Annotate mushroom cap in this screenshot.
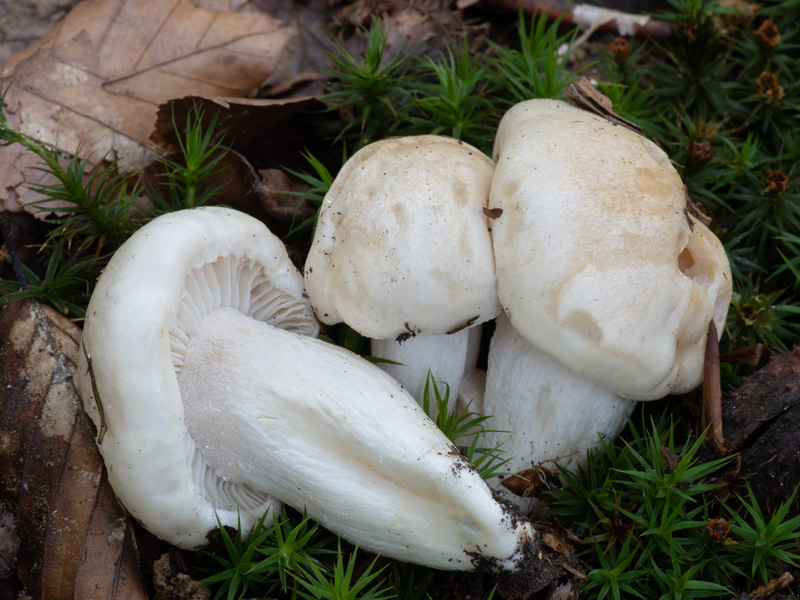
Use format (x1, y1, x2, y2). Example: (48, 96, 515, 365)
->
(77, 207, 319, 549)
(304, 135, 501, 339)
(490, 99, 732, 400)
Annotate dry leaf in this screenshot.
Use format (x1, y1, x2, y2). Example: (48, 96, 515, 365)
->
(332, 0, 482, 65)
(0, 0, 293, 214)
(0, 300, 148, 600)
(564, 76, 643, 134)
(0, 506, 19, 581)
(150, 95, 323, 151)
(0, 0, 81, 66)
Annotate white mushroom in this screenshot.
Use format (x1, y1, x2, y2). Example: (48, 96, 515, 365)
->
(489, 99, 731, 400)
(77, 207, 536, 570)
(479, 100, 731, 502)
(304, 135, 501, 410)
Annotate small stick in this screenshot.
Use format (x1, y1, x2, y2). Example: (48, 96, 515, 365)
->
(703, 319, 726, 455)
(720, 343, 770, 368)
(477, 0, 673, 40)
(81, 341, 108, 444)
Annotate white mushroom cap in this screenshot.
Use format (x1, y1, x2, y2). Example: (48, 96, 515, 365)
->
(490, 99, 732, 400)
(77, 207, 318, 549)
(304, 135, 501, 406)
(304, 135, 501, 339)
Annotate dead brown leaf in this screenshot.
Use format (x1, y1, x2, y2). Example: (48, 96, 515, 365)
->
(0, 506, 19, 581)
(150, 95, 324, 152)
(0, 300, 148, 600)
(565, 76, 643, 135)
(331, 0, 485, 66)
(0, 0, 293, 214)
(0, 1, 81, 66)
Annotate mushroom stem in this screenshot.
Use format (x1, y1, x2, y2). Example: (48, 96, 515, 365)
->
(370, 327, 482, 416)
(177, 306, 537, 571)
(481, 314, 635, 510)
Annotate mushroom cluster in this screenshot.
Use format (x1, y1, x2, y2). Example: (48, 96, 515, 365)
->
(304, 99, 732, 502)
(482, 100, 731, 484)
(76, 97, 732, 572)
(76, 206, 536, 570)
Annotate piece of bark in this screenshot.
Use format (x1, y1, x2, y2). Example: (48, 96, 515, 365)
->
(720, 347, 800, 513)
(0, 300, 148, 600)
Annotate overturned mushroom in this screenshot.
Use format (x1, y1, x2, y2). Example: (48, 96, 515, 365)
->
(76, 207, 536, 570)
(481, 100, 731, 496)
(304, 135, 501, 409)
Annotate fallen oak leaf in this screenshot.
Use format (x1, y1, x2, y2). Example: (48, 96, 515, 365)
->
(0, 300, 148, 600)
(0, 0, 293, 214)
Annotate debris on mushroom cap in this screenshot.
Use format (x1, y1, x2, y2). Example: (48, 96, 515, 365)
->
(76, 207, 538, 570)
(77, 207, 317, 549)
(489, 99, 732, 400)
(481, 313, 636, 510)
(304, 134, 501, 339)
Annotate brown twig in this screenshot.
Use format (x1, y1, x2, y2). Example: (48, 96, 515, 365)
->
(477, 0, 673, 39)
(703, 319, 728, 456)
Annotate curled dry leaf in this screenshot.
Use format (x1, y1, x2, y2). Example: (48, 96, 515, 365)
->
(150, 95, 324, 152)
(0, 300, 148, 600)
(0, 0, 293, 214)
(564, 76, 642, 134)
